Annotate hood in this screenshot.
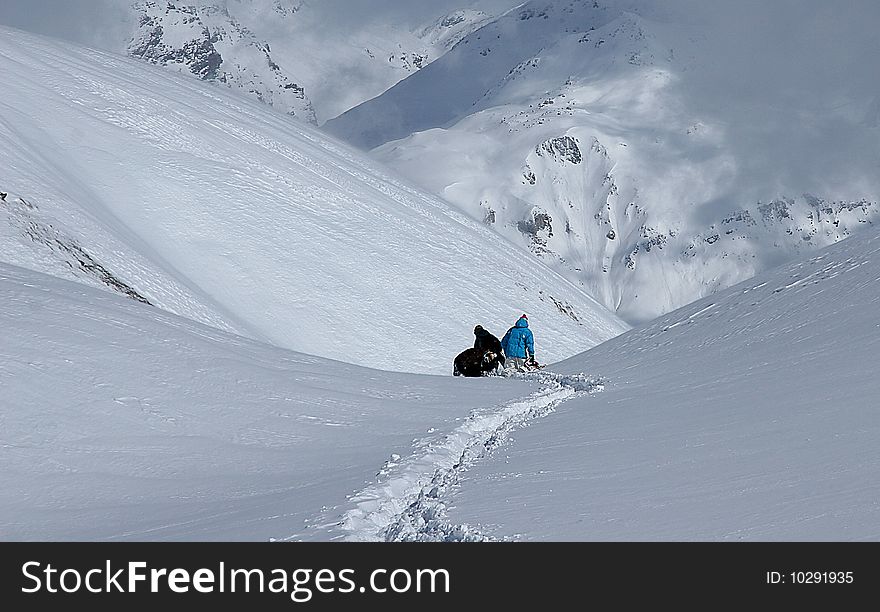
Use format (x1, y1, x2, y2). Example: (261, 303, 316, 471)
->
(515, 317, 529, 328)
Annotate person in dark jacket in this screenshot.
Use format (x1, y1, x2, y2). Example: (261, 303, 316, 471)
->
(473, 325, 505, 369)
(500, 314, 536, 371)
(453, 346, 501, 377)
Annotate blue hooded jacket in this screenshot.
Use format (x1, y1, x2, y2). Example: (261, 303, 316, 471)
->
(501, 316, 534, 359)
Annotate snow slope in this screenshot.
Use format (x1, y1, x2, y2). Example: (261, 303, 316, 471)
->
(439, 225, 880, 541)
(328, 0, 880, 324)
(0, 27, 627, 374)
(0, 262, 543, 541)
(5, 218, 878, 542)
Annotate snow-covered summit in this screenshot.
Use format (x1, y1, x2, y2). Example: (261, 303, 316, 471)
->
(0, 262, 540, 540)
(128, 0, 317, 122)
(416, 9, 494, 51)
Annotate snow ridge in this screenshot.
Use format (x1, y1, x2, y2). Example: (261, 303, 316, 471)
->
(335, 372, 606, 542)
(0, 26, 628, 374)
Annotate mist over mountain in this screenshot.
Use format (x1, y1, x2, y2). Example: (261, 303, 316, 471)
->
(328, 0, 880, 322)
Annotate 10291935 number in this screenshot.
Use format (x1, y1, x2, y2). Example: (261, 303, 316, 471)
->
(790, 571, 853, 584)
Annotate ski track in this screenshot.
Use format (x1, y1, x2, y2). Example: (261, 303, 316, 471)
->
(330, 371, 606, 542)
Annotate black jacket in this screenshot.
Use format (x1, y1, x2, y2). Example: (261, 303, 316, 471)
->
(473, 326, 505, 365)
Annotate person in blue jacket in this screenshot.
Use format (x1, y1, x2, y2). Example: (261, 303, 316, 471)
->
(501, 314, 537, 371)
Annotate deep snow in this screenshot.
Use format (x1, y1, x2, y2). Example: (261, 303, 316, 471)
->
(0, 262, 539, 541)
(8, 223, 877, 542)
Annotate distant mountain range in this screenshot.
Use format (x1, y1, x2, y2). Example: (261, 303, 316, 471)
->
(327, 0, 880, 323)
(126, 0, 500, 124)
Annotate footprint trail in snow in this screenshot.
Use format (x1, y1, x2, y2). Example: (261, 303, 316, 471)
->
(332, 371, 605, 542)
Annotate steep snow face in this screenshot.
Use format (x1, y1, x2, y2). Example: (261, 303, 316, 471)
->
(123, 0, 502, 124)
(0, 263, 538, 541)
(0, 27, 627, 373)
(444, 225, 880, 541)
(329, 0, 880, 324)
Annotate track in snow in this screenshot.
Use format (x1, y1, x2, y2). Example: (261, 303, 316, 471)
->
(332, 371, 605, 542)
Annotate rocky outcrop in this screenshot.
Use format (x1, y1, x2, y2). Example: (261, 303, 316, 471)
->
(2, 193, 151, 304)
(128, 1, 316, 123)
(536, 136, 582, 164)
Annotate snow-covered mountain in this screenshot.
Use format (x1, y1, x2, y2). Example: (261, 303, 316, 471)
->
(0, 26, 627, 374)
(128, 0, 318, 122)
(328, 0, 880, 323)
